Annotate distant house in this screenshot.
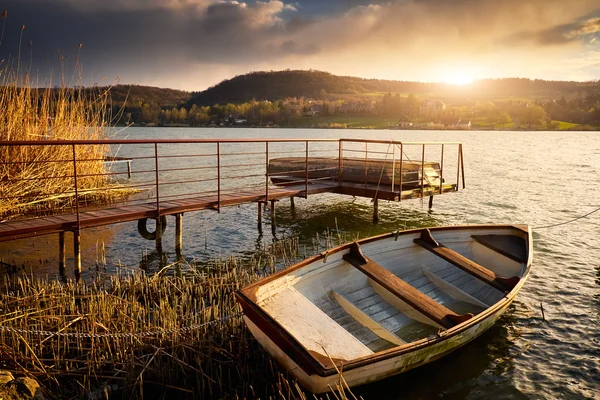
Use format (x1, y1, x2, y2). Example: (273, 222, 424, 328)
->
(304, 104, 323, 117)
(232, 114, 248, 125)
(426, 122, 445, 129)
(452, 119, 471, 130)
(395, 115, 413, 128)
(420, 100, 446, 117)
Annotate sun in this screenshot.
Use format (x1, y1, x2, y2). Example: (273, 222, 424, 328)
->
(444, 71, 474, 86)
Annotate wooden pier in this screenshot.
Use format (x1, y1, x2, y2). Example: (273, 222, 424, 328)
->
(0, 138, 465, 275)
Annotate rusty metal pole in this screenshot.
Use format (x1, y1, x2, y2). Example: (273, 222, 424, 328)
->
(421, 144, 425, 198)
(71, 144, 81, 276)
(460, 144, 466, 189)
(217, 142, 221, 212)
(154, 143, 162, 252)
(338, 140, 343, 187)
(440, 144, 444, 195)
(391, 143, 396, 192)
(305, 140, 309, 197)
(265, 142, 269, 201)
(456, 144, 461, 191)
(399, 144, 403, 199)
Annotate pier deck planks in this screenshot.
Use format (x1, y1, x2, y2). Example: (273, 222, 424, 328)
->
(0, 182, 336, 242)
(0, 179, 455, 242)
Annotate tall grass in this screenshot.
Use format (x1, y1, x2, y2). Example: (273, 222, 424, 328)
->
(0, 22, 117, 220)
(0, 237, 356, 399)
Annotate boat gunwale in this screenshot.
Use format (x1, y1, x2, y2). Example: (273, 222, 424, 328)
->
(236, 224, 532, 377)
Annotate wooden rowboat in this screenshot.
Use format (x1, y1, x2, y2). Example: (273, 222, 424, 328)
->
(236, 225, 532, 393)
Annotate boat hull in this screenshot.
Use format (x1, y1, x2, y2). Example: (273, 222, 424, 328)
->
(243, 290, 515, 393)
(237, 225, 532, 393)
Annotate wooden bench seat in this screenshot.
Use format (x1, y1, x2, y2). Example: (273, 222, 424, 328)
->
(414, 229, 519, 292)
(471, 234, 527, 263)
(343, 242, 472, 330)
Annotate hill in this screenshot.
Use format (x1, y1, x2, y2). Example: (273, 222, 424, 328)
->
(104, 84, 191, 108)
(188, 70, 600, 106)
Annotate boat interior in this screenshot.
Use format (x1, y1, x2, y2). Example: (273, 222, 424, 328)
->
(253, 227, 529, 361)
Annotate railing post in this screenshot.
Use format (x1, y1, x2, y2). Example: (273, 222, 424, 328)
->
(217, 142, 221, 212)
(440, 144, 444, 195)
(71, 144, 81, 276)
(154, 143, 162, 252)
(364, 142, 368, 188)
(456, 144, 461, 191)
(305, 140, 309, 196)
(154, 142, 160, 214)
(391, 143, 396, 192)
(265, 142, 269, 201)
(71, 144, 80, 228)
(460, 144, 466, 189)
(421, 144, 425, 196)
(399, 144, 403, 199)
(338, 140, 343, 187)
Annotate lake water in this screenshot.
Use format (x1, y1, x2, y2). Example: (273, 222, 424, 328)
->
(2, 127, 599, 398)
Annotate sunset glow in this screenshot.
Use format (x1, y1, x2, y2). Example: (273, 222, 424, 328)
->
(444, 72, 475, 86)
(0, 0, 598, 90)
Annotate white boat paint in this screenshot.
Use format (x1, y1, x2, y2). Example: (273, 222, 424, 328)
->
(237, 225, 532, 393)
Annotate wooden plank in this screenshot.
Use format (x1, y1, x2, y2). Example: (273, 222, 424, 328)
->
(260, 286, 373, 361)
(414, 229, 519, 292)
(330, 290, 406, 346)
(471, 234, 527, 263)
(342, 242, 472, 330)
(423, 269, 489, 308)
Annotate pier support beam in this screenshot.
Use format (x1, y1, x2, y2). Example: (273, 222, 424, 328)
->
(155, 217, 163, 252)
(59, 232, 66, 272)
(428, 195, 434, 210)
(270, 200, 276, 222)
(257, 202, 263, 231)
(290, 196, 295, 210)
(373, 198, 379, 223)
(175, 213, 183, 256)
(73, 230, 81, 276)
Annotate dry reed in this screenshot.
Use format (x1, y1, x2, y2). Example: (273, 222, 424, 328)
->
(0, 24, 124, 220)
(0, 236, 357, 399)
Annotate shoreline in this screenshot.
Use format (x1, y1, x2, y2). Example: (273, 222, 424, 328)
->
(123, 124, 598, 132)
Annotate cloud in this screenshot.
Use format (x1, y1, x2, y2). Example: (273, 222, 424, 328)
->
(1, 0, 599, 89)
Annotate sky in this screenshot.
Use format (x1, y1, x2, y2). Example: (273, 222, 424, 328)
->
(0, 0, 599, 91)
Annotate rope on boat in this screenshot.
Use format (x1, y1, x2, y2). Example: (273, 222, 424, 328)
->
(0, 313, 243, 339)
(534, 205, 600, 229)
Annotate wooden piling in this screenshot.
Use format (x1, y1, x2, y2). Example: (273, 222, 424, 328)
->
(290, 196, 295, 210)
(373, 197, 379, 223)
(156, 217, 163, 252)
(59, 232, 66, 272)
(258, 202, 263, 230)
(428, 195, 434, 210)
(73, 230, 81, 275)
(175, 213, 183, 255)
(270, 200, 276, 225)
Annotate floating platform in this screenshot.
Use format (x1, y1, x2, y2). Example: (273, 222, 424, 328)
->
(269, 157, 443, 189)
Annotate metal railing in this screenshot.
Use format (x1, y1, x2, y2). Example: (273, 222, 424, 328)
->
(0, 138, 465, 226)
